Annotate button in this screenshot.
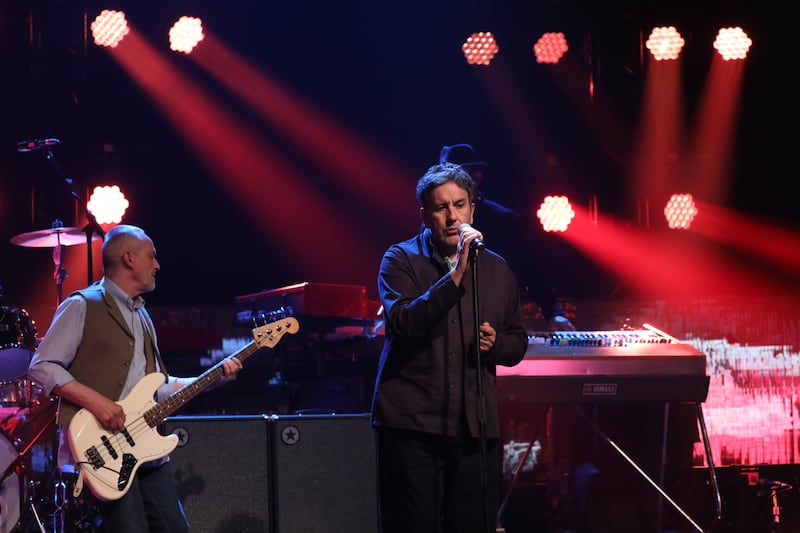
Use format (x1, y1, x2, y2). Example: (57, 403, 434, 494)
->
(128, 340, 134, 347)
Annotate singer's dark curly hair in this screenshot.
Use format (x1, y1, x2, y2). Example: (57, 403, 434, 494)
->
(415, 162, 475, 207)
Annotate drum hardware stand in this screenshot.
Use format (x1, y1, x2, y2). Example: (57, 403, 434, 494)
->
(51, 475, 67, 533)
(41, 143, 105, 286)
(2, 453, 38, 533)
(15, 140, 105, 286)
(49, 220, 69, 305)
(28, 495, 46, 533)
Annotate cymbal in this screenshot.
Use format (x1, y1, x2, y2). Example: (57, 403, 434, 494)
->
(10, 226, 100, 248)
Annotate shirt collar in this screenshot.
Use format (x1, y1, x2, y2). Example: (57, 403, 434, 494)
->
(421, 229, 451, 271)
(101, 277, 146, 312)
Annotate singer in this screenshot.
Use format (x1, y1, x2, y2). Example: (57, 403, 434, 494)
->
(371, 162, 528, 533)
(439, 143, 575, 332)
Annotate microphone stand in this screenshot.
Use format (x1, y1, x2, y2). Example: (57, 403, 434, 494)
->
(468, 247, 492, 533)
(43, 146, 105, 285)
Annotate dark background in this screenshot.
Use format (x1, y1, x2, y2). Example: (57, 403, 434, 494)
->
(0, 0, 796, 318)
(2, 5, 797, 531)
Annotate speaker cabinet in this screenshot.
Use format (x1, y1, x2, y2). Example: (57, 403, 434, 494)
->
(163, 415, 271, 533)
(269, 413, 378, 533)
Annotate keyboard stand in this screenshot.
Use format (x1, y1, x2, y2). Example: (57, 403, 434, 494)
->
(571, 402, 721, 533)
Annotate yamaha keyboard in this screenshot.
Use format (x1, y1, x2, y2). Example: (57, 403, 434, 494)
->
(496, 325, 710, 404)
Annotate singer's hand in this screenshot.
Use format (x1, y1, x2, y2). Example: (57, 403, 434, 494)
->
(450, 224, 482, 285)
(478, 322, 496, 353)
(456, 224, 483, 261)
(457, 223, 484, 250)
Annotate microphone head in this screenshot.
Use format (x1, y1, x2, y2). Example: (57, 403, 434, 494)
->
(16, 138, 60, 152)
(16, 140, 40, 153)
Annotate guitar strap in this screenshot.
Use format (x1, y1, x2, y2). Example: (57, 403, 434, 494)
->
(138, 308, 167, 376)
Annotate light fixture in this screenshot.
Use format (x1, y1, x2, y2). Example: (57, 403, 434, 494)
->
(87, 185, 129, 224)
(645, 26, 685, 61)
(713, 27, 752, 60)
(663, 193, 697, 229)
(533, 32, 569, 64)
(169, 16, 205, 54)
(91, 10, 130, 48)
(537, 195, 575, 232)
(461, 32, 500, 66)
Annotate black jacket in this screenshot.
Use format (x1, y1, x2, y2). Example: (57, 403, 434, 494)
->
(371, 228, 527, 439)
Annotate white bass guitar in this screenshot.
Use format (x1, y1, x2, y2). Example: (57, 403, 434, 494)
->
(67, 317, 299, 501)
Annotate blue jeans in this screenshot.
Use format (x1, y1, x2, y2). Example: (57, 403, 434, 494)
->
(97, 461, 188, 533)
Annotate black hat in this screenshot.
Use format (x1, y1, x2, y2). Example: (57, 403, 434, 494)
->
(439, 144, 487, 170)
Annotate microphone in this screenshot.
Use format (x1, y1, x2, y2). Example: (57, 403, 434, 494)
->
(758, 479, 793, 490)
(458, 223, 485, 250)
(16, 138, 60, 152)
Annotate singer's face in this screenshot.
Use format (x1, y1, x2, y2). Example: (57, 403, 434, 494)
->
(420, 181, 475, 255)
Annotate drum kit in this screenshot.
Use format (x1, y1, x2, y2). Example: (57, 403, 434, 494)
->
(1, 225, 101, 533)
